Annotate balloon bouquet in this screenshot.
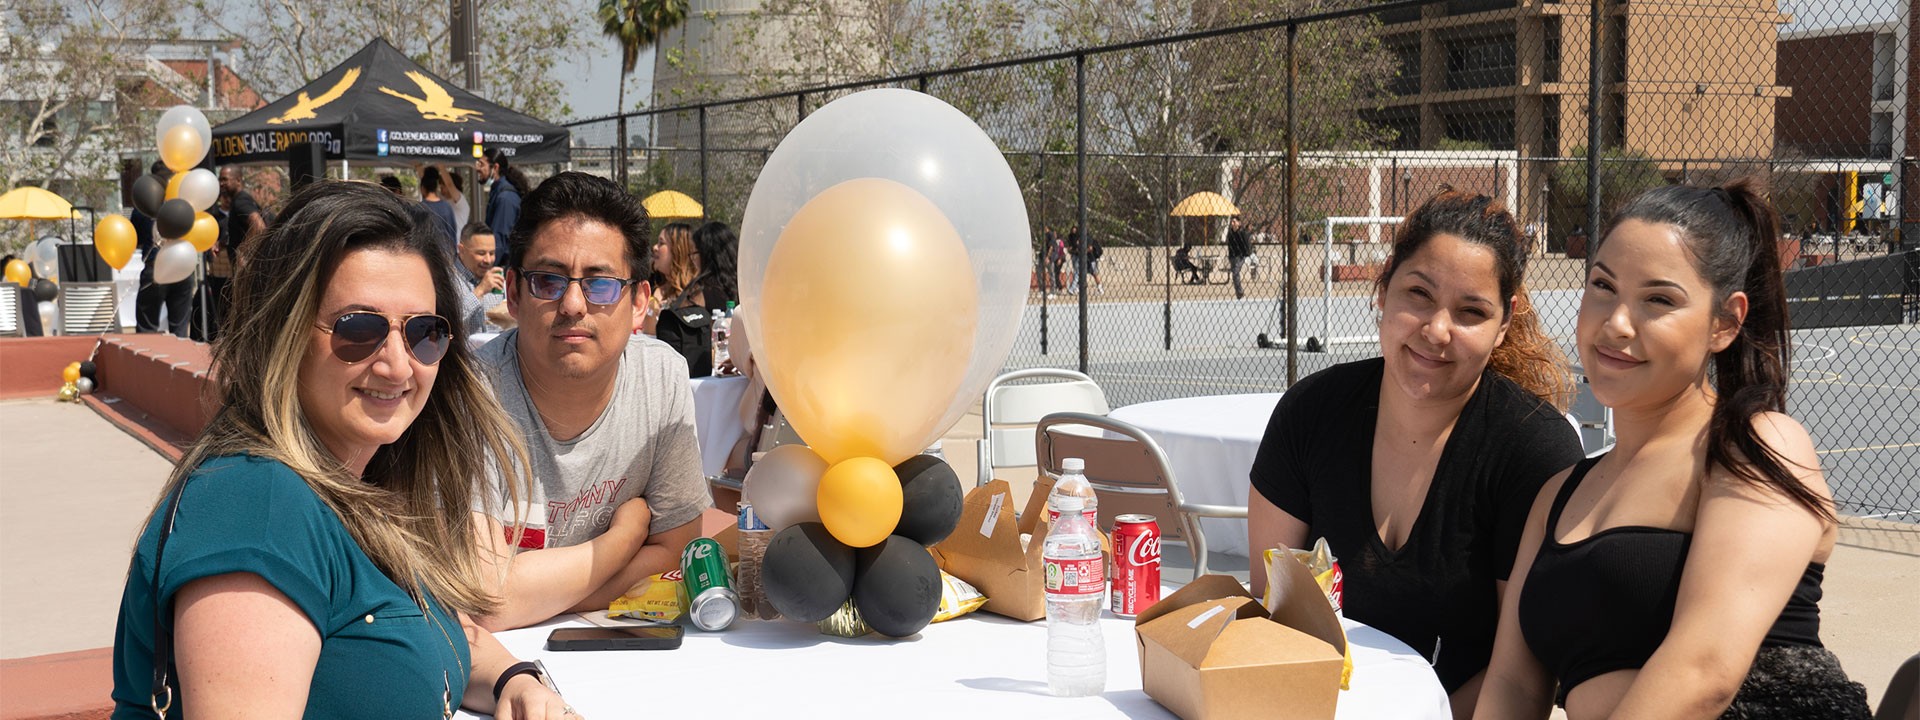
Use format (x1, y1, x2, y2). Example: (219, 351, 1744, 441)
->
(736, 90, 1031, 638)
(93, 106, 221, 282)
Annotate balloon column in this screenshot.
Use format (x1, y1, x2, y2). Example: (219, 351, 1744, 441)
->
(94, 105, 215, 281)
(738, 90, 1031, 638)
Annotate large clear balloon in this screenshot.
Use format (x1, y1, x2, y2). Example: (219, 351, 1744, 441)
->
(175, 169, 219, 212)
(151, 240, 199, 284)
(95, 215, 136, 269)
(756, 178, 978, 466)
(158, 124, 207, 173)
(156, 106, 212, 160)
(738, 89, 1032, 457)
(29, 238, 59, 281)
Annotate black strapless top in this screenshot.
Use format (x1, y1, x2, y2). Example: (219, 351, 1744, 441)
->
(1517, 456, 1827, 702)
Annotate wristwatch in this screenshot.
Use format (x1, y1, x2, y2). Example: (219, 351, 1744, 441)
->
(493, 659, 563, 702)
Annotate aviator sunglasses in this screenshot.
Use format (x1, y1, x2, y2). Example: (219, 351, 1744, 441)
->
(315, 312, 454, 365)
(519, 270, 636, 306)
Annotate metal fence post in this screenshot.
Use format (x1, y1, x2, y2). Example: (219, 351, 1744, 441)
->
(1284, 23, 1300, 386)
(698, 106, 709, 207)
(1076, 53, 1089, 375)
(1586, 0, 1605, 245)
(617, 116, 629, 187)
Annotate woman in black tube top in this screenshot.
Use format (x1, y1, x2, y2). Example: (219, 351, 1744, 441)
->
(1475, 181, 1872, 719)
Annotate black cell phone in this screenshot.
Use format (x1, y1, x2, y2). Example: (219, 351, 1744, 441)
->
(545, 625, 684, 651)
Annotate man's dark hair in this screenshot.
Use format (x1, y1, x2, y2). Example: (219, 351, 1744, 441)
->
(510, 172, 650, 276)
(461, 221, 494, 246)
(420, 169, 440, 195)
(150, 160, 172, 179)
(379, 175, 404, 194)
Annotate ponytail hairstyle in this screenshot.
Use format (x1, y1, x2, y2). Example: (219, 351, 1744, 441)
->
(486, 148, 534, 196)
(1607, 180, 1829, 522)
(1377, 191, 1573, 410)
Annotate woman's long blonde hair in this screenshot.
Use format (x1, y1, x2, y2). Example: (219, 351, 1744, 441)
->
(655, 222, 699, 303)
(152, 181, 530, 615)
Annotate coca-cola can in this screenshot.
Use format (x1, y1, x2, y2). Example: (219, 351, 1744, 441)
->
(1110, 514, 1161, 618)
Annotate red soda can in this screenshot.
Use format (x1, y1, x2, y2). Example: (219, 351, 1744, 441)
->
(1327, 559, 1344, 613)
(1110, 514, 1161, 618)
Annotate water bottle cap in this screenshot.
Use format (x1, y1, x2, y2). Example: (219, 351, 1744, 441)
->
(1054, 496, 1084, 512)
(1062, 458, 1084, 472)
(726, 300, 738, 310)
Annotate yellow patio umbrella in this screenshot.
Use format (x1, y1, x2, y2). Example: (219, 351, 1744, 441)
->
(643, 190, 704, 219)
(0, 186, 74, 220)
(1169, 191, 1240, 217)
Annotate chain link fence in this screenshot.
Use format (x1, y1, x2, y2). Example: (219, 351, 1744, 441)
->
(564, 0, 1917, 521)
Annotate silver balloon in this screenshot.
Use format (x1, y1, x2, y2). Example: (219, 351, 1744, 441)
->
(743, 444, 828, 532)
(175, 168, 220, 212)
(156, 105, 213, 159)
(75, 377, 95, 395)
(151, 240, 199, 285)
(37, 301, 55, 332)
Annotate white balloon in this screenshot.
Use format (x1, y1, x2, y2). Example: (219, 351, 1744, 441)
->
(738, 89, 1032, 441)
(151, 240, 199, 284)
(157, 105, 213, 158)
(176, 168, 220, 212)
(30, 238, 59, 280)
(742, 444, 828, 532)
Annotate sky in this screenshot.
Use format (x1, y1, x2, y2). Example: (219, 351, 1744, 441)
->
(558, 15, 658, 122)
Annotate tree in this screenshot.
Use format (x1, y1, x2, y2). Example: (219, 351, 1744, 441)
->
(1549, 145, 1666, 250)
(0, 0, 175, 250)
(186, 0, 584, 122)
(599, 0, 688, 185)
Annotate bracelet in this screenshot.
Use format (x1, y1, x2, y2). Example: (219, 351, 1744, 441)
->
(492, 661, 543, 702)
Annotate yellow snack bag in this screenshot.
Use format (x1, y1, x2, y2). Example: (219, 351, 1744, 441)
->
(1264, 539, 1353, 690)
(931, 570, 988, 622)
(609, 569, 688, 624)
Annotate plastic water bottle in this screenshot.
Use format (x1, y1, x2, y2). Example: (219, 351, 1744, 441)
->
(1044, 495, 1107, 697)
(735, 502, 779, 621)
(710, 306, 731, 375)
(1047, 457, 1098, 527)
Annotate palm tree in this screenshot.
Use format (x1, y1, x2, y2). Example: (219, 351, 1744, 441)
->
(598, 0, 689, 187)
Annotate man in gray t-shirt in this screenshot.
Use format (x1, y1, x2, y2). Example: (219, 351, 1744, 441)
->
(471, 172, 710, 631)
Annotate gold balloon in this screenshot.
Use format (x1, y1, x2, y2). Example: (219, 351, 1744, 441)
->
(95, 215, 136, 269)
(159, 124, 206, 172)
(757, 178, 979, 466)
(165, 171, 185, 201)
(57, 382, 77, 402)
(62, 363, 81, 384)
(816, 456, 903, 548)
(3, 259, 28, 285)
(185, 212, 219, 252)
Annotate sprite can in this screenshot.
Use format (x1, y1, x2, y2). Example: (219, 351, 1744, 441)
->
(680, 537, 738, 631)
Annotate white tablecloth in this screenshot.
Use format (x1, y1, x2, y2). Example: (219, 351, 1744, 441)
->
(689, 374, 750, 478)
(464, 332, 748, 479)
(1106, 393, 1283, 559)
(462, 610, 1447, 720)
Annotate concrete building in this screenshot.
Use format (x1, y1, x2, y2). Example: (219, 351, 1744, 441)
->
(1369, 0, 1792, 231)
(1775, 0, 1911, 240)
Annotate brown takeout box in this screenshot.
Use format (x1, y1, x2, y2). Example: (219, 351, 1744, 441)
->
(928, 479, 1054, 621)
(1134, 567, 1347, 720)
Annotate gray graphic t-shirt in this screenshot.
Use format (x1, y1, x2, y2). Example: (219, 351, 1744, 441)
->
(477, 331, 709, 550)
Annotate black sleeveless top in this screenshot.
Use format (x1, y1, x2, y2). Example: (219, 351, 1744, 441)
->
(1517, 456, 1827, 702)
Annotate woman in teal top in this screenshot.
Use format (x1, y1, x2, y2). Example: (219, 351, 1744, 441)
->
(112, 181, 575, 718)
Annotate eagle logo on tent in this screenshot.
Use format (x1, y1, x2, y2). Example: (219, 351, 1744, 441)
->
(379, 71, 485, 122)
(268, 67, 362, 125)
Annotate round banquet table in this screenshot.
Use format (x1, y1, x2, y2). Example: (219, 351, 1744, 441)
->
(1105, 393, 1282, 559)
(460, 604, 1448, 719)
(688, 374, 750, 478)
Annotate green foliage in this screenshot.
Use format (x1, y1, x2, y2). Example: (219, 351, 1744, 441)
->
(1547, 146, 1669, 250)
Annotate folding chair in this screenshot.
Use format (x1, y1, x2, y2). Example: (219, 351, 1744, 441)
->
(1035, 411, 1246, 579)
(1878, 651, 1918, 720)
(977, 369, 1110, 488)
(1569, 366, 1615, 456)
(0, 283, 22, 337)
(56, 281, 118, 335)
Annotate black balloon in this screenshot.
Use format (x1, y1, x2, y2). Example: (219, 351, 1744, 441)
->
(79, 360, 96, 380)
(30, 279, 57, 302)
(761, 522, 857, 623)
(155, 199, 195, 240)
(893, 454, 963, 546)
(132, 175, 165, 217)
(852, 535, 942, 638)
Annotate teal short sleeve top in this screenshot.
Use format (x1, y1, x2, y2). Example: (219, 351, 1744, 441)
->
(111, 455, 471, 719)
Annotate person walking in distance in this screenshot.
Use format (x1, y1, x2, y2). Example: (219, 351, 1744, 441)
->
(1227, 217, 1253, 299)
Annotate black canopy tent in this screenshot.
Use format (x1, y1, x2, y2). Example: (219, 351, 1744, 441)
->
(211, 37, 568, 168)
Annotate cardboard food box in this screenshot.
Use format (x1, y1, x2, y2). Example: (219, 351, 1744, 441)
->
(1133, 567, 1347, 720)
(929, 479, 1054, 622)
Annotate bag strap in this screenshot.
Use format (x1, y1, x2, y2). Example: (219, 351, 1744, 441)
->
(148, 476, 191, 718)
(666, 273, 708, 309)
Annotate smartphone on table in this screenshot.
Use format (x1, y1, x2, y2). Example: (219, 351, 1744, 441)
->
(546, 625, 684, 651)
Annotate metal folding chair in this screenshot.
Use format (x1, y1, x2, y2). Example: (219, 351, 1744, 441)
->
(977, 369, 1109, 488)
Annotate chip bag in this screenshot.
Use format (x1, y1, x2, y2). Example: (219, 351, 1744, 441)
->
(609, 569, 688, 625)
(931, 571, 988, 623)
(1264, 538, 1353, 690)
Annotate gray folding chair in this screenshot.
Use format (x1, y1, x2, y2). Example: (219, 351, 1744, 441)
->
(1879, 651, 1918, 720)
(55, 281, 119, 334)
(1035, 411, 1246, 579)
(0, 283, 22, 337)
(978, 369, 1110, 488)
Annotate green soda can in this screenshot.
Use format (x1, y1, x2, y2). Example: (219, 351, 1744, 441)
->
(680, 537, 739, 631)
